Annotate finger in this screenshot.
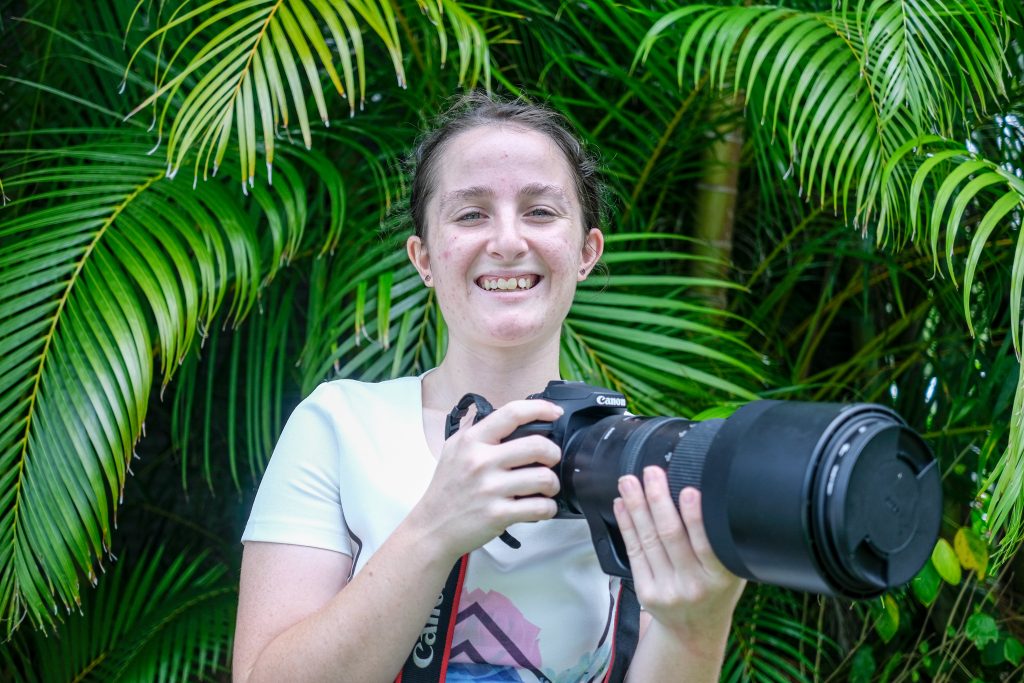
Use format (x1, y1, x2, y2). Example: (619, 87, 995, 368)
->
(470, 400, 563, 443)
(613, 496, 652, 586)
(501, 495, 559, 524)
(493, 435, 562, 469)
(500, 464, 561, 499)
(678, 487, 729, 578)
(617, 474, 673, 578)
(643, 467, 698, 571)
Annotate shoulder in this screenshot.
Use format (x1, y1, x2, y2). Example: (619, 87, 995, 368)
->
(309, 375, 422, 399)
(295, 375, 424, 427)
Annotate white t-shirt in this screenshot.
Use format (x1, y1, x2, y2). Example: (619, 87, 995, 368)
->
(242, 376, 622, 682)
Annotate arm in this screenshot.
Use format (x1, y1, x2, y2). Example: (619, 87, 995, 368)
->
(614, 466, 746, 682)
(233, 400, 565, 683)
(233, 525, 455, 682)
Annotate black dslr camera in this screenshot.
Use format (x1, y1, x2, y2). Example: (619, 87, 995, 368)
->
(456, 380, 942, 599)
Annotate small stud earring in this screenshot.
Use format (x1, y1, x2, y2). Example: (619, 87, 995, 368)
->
(579, 268, 586, 276)
(424, 274, 432, 283)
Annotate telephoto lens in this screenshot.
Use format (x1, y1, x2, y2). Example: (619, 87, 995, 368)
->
(560, 399, 942, 599)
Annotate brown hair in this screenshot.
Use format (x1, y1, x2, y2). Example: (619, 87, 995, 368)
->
(408, 92, 607, 240)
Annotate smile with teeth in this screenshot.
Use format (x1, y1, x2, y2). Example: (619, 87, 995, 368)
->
(477, 274, 540, 291)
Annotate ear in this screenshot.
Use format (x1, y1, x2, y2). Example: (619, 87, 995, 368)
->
(578, 228, 604, 280)
(406, 234, 432, 286)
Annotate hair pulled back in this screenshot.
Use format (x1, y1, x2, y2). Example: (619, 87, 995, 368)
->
(409, 92, 606, 241)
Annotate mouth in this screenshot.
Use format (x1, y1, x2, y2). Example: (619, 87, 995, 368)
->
(475, 274, 541, 291)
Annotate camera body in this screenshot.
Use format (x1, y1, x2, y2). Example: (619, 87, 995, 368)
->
(506, 380, 630, 517)
(498, 379, 942, 599)
(507, 380, 692, 581)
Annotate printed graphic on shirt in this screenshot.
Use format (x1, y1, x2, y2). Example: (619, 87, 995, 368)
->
(447, 588, 614, 683)
(451, 589, 543, 675)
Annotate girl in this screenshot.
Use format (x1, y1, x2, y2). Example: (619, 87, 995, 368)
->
(233, 94, 745, 682)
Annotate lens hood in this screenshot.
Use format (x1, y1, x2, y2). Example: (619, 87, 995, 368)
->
(695, 401, 941, 599)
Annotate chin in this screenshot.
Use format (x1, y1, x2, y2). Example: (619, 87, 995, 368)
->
(481, 318, 554, 347)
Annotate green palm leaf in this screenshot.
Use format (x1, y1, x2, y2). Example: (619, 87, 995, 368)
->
(0, 141, 306, 633)
(122, 0, 490, 191)
(723, 587, 835, 683)
(0, 547, 235, 682)
(883, 136, 1024, 342)
(300, 241, 436, 389)
(566, 235, 764, 415)
(883, 135, 1024, 559)
(634, 0, 1009, 233)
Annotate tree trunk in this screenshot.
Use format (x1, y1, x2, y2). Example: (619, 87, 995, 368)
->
(690, 96, 744, 309)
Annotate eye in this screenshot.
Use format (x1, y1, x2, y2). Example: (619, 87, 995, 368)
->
(455, 210, 485, 223)
(527, 207, 557, 219)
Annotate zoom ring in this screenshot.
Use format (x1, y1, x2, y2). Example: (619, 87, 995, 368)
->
(666, 420, 724, 498)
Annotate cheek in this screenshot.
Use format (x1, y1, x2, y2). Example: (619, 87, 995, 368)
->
(550, 237, 586, 269)
(439, 232, 469, 260)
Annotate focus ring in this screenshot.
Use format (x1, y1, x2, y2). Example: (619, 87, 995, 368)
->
(667, 419, 725, 499)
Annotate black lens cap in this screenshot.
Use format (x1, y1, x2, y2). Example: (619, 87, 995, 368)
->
(817, 415, 941, 596)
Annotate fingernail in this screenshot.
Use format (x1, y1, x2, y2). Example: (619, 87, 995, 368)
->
(618, 476, 637, 494)
(643, 466, 662, 481)
(682, 488, 698, 505)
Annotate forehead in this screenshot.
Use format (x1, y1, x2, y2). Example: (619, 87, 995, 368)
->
(431, 124, 576, 203)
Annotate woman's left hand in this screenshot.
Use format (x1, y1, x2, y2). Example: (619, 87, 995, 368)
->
(613, 465, 746, 641)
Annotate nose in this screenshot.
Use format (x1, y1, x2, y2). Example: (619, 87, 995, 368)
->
(487, 214, 528, 260)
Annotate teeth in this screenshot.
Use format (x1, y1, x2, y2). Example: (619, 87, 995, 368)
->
(481, 276, 536, 291)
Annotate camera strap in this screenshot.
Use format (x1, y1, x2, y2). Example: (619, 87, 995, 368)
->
(444, 392, 493, 438)
(603, 579, 641, 682)
(396, 554, 470, 683)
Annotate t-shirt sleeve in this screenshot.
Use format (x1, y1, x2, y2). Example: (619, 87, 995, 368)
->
(240, 385, 353, 556)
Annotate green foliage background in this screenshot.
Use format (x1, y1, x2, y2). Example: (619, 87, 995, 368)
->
(0, 0, 1022, 680)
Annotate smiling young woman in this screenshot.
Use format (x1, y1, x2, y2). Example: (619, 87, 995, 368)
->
(232, 93, 745, 683)
(407, 123, 603, 373)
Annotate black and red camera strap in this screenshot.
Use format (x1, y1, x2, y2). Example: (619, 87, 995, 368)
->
(395, 554, 470, 683)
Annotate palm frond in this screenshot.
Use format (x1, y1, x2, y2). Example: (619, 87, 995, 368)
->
(882, 134, 1024, 560)
(634, 0, 1010, 234)
(566, 233, 764, 415)
(0, 547, 235, 682)
(122, 0, 490, 191)
(723, 586, 835, 683)
(300, 241, 435, 389)
(883, 135, 1024, 344)
(0, 141, 305, 633)
(172, 278, 299, 490)
(859, 0, 1008, 132)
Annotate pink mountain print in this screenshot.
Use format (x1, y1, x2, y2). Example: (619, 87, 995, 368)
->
(452, 588, 543, 673)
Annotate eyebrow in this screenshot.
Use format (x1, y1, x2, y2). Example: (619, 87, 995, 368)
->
(438, 183, 569, 212)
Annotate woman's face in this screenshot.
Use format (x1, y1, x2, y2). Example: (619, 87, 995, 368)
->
(407, 124, 603, 352)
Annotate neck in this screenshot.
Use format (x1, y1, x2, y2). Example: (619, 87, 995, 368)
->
(422, 335, 562, 412)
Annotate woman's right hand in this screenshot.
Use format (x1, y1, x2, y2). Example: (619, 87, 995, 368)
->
(409, 399, 565, 559)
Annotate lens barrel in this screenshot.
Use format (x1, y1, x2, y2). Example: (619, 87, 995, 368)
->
(563, 401, 941, 599)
